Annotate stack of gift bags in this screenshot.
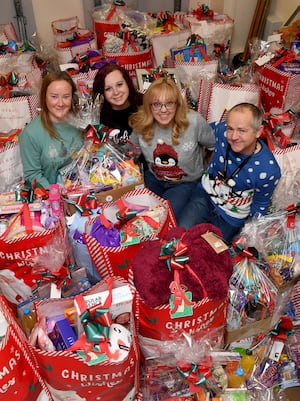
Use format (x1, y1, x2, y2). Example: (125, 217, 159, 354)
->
(0, 2, 300, 401)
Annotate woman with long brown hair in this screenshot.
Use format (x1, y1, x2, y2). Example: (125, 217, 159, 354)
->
(19, 70, 83, 189)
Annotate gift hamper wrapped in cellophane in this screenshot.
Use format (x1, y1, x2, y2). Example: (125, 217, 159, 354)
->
(59, 123, 144, 209)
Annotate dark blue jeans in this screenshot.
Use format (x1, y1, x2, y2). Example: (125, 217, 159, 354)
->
(144, 170, 198, 223)
(177, 185, 242, 243)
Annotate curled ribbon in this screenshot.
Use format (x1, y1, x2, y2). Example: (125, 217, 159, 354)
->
(160, 236, 208, 312)
(268, 315, 294, 342)
(177, 359, 213, 388)
(262, 109, 295, 149)
(84, 124, 112, 145)
(192, 4, 214, 20)
(232, 238, 257, 264)
(16, 179, 48, 203)
(0, 72, 19, 99)
(272, 49, 295, 68)
(35, 265, 73, 290)
(76, 277, 113, 346)
(75, 193, 98, 215)
(160, 237, 190, 271)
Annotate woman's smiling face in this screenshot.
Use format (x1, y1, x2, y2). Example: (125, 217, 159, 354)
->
(150, 90, 177, 128)
(46, 80, 73, 123)
(103, 69, 130, 110)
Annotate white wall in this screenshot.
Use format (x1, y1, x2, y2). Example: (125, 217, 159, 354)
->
(1, 1, 298, 56)
(269, 0, 299, 25)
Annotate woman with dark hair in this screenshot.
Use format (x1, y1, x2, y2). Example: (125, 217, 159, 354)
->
(19, 70, 83, 189)
(92, 63, 143, 144)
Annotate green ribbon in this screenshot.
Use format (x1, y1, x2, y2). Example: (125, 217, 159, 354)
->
(159, 238, 189, 271)
(80, 308, 111, 343)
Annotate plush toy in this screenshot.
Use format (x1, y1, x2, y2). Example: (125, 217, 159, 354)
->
(132, 223, 233, 308)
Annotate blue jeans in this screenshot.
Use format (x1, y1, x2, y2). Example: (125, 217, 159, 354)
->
(144, 170, 198, 223)
(177, 185, 241, 243)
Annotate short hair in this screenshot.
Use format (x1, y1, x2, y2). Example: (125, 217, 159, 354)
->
(227, 103, 262, 131)
(40, 70, 78, 138)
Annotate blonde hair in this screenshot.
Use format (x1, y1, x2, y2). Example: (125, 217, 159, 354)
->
(129, 77, 189, 145)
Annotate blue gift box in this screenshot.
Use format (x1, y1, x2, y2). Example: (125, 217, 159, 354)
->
(171, 43, 207, 62)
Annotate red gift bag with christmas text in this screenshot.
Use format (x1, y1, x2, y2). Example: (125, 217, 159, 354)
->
(0, 203, 68, 305)
(84, 187, 177, 282)
(103, 33, 154, 82)
(0, 295, 53, 401)
(30, 277, 141, 401)
(131, 224, 233, 341)
(255, 63, 300, 113)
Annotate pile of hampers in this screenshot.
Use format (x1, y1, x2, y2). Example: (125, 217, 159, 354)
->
(0, 2, 300, 401)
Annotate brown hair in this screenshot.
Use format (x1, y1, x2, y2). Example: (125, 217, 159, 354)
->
(92, 63, 143, 123)
(129, 77, 189, 145)
(40, 70, 78, 139)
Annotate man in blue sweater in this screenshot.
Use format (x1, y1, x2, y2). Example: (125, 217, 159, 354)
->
(178, 103, 281, 243)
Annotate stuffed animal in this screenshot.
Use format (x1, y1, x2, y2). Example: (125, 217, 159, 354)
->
(132, 223, 233, 308)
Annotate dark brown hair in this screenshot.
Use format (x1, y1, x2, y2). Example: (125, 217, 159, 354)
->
(92, 63, 143, 123)
(40, 70, 78, 139)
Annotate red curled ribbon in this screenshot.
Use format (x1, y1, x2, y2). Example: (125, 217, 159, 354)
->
(272, 49, 295, 68)
(75, 193, 98, 215)
(268, 315, 294, 342)
(262, 109, 295, 149)
(177, 357, 213, 390)
(69, 277, 113, 356)
(159, 235, 208, 313)
(31, 265, 74, 293)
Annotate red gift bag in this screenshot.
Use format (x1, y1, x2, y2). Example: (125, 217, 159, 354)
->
(93, 4, 122, 50)
(103, 34, 154, 82)
(0, 295, 52, 401)
(255, 63, 300, 113)
(0, 203, 68, 304)
(30, 277, 141, 401)
(0, 95, 39, 132)
(51, 16, 80, 43)
(84, 188, 177, 282)
(131, 224, 232, 341)
(197, 80, 261, 123)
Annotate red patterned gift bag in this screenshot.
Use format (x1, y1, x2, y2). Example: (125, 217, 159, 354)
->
(103, 32, 154, 82)
(30, 277, 141, 401)
(0, 203, 68, 305)
(0, 295, 53, 401)
(0, 133, 24, 192)
(255, 63, 300, 113)
(84, 187, 177, 282)
(0, 95, 39, 132)
(51, 16, 80, 44)
(131, 223, 233, 341)
(92, 2, 125, 50)
(197, 80, 261, 124)
(0, 22, 18, 41)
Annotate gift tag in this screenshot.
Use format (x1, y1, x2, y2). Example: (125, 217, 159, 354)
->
(201, 231, 228, 253)
(269, 340, 284, 362)
(170, 290, 194, 318)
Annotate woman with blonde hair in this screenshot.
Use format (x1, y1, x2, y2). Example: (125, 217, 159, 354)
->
(129, 77, 215, 222)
